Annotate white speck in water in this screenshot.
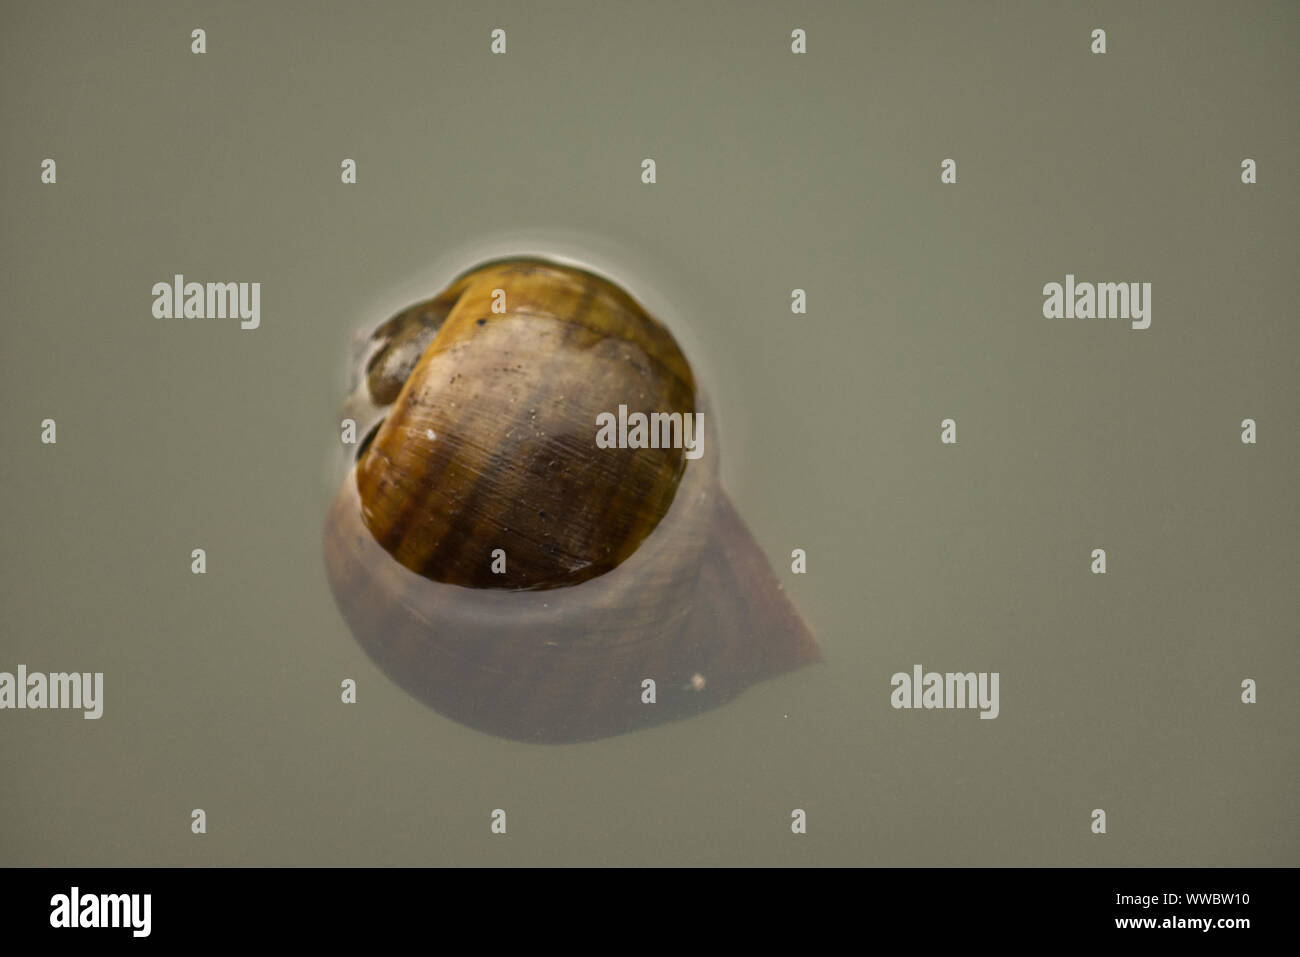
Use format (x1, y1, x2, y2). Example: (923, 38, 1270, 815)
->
(426, 429, 437, 440)
(690, 673, 706, 692)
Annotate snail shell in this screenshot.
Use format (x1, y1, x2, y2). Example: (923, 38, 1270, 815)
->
(323, 257, 818, 743)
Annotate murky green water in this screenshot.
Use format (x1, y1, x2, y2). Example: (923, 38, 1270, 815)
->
(1, 0, 1296, 866)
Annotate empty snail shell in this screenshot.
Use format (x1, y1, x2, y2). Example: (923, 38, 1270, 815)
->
(322, 257, 818, 743)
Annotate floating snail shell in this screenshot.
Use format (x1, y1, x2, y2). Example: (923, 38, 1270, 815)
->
(322, 257, 818, 743)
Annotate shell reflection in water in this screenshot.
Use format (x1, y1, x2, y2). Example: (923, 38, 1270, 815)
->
(322, 257, 819, 743)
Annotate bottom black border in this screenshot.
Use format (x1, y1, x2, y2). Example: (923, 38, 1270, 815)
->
(0, 866, 1286, 942)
